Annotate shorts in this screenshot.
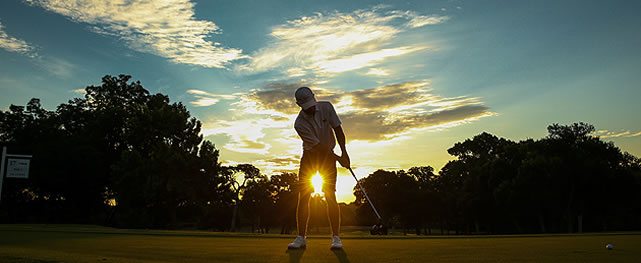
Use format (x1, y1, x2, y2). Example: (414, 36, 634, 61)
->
(298, 150, 337, 194)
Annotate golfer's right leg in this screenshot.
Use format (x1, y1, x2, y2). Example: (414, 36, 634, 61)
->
(288, 191, 311, 249)
(288, 153, 313, 249)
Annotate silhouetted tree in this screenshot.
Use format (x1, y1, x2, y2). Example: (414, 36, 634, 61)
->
(223, 164, 260, 231)
(1, 75, 231, 229)
(352, 123, 641, 234)
(408, 166, 438, 234)
(269, 172, 298, 234)
(241, 175, 275, 233)
(355, 169, 420, 233)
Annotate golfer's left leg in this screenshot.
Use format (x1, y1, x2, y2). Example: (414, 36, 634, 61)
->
(321, 151, 340, 236)
(325, 191, 340, 236)
(323, 164, 343, 249)
(322, 155, 342, 238)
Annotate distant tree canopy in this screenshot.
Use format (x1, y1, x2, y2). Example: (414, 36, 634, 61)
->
(1, 75, 640, 234)
(354, 124, 641, 234)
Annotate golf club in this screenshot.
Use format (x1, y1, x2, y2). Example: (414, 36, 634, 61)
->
(348, 167, 387, 235)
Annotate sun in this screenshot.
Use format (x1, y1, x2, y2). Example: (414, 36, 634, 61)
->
(311, 172, 323, 195)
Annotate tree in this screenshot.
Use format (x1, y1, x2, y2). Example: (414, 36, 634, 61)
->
(269, 172, 298, 234)
(408, 166, 438, 234)
(354, 169, 420, 233)
(241, 175, 280, 233)
(442, 132, 515, 233)
(223, 164, 260, 231)
(1, 75, 233, 229)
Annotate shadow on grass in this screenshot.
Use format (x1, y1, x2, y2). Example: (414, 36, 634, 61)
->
(332, 249, 350, 263)
(285, 248, 350, 263)
(286, 248, 305, 263)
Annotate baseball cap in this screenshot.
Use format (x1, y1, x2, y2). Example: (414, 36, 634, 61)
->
(295, 87, 317, 110)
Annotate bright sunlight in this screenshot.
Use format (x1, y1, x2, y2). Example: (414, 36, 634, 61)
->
(311, 172, 323, 195)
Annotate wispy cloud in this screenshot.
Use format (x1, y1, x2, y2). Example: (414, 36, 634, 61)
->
(187, 89, 238, 107)
(26, 0, 246, 68)
(315, 46, 427, 74)
(389, 10, 450, 28)
(0, 22, 37, 57)
(71, 88, 86, 95)
(35, 56, 76, 78)
(366, 68, 390, 76)
(237, 7, 448, 77)
(594, 130, 641, 139)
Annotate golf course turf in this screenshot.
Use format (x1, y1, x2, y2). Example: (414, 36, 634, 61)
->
(1, 225, 640, 262)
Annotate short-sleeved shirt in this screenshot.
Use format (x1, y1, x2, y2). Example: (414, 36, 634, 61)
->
(294, 101, 342, 151)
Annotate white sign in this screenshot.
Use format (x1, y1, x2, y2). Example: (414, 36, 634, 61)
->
(6, 158, 30, 178)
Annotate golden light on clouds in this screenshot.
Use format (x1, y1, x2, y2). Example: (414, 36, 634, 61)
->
(26, 0, 246, 68)
(237, 7, 447, 78)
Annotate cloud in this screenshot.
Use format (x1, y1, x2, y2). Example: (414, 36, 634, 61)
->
(35, 56, 76, 78)
(389, 10, 451, 28)
(340, 104, 492, 140)
(71, 88, 86, 95)
(594, 130, 641, 139)
(315, 46, 427, 73)
(202, 117, 291, 155)
(241, 82, 342, 115)
(335, 81, 493, 140)
(348, 81, 433, 110)
(237, 7, 448, 77)
(0, 22, 77, 78)
(187, 89, 238, 107)
(26, 0, 246, 68)
(366, 68, 390, 76)
(253, 156, 301, 174)
(206, 80, 493, 142)
(0, 22, 37, 57)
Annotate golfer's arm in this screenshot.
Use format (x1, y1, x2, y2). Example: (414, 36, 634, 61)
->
(334, 125, 347, 155)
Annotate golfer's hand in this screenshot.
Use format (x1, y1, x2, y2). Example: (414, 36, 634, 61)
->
(337, 153, 350, 169)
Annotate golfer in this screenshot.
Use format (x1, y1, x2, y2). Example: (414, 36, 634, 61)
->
(287, 87, 350, 250)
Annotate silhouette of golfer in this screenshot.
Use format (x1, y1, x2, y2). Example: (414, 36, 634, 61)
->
(287, 87, 350, 250)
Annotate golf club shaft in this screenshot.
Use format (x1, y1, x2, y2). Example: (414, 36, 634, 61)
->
(348, 167, 382, 220)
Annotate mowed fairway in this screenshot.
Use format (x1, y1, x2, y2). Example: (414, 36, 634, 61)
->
(1, 225, 640, 262)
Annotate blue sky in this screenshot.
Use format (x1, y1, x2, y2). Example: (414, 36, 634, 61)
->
(1, 0, 640, 202)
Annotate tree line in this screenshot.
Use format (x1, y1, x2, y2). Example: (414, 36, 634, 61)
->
(1, 75, 640, 234)
(354, 126, 641, 234)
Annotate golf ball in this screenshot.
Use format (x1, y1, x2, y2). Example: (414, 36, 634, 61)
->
(606, 244, 614, 250)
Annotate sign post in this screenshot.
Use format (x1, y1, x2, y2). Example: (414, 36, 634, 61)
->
(0, 146, 32, 202)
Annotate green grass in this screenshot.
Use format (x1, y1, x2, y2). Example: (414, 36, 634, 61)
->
(1, 225, 640, 262)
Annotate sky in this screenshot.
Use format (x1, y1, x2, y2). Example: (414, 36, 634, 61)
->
(1, 0, 640, 203)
